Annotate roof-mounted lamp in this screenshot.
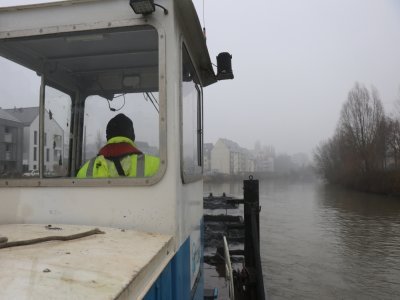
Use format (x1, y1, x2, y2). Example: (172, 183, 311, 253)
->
(129, 0, 168, 15)
(216, 52, 234, 80)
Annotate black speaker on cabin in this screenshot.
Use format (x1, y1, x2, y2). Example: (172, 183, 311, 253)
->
(216, 52, 234, 80)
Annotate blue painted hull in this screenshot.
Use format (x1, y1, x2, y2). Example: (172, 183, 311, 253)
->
(144, 237, 204, 300)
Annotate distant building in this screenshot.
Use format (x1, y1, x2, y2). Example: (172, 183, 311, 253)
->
(243, 148, 255, 173)
(253, 144, 275, 172)
(0, 109, 24, 176)
(4, 107, 64, 173)
(291, 152, 309, 168)
(257, 156, 274, 172)
(203, 143, 213, 173)
(211, 138, 254, 175)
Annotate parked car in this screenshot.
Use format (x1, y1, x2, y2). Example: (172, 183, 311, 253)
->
(44, 171, 57, 177)
(23, 170, 39, 177)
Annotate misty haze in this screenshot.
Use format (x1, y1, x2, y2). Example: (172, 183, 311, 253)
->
(1, 0, 400, 299)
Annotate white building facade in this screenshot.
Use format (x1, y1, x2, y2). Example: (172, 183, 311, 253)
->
(5, 107, 64, 173)
(210, 138, 255, 175)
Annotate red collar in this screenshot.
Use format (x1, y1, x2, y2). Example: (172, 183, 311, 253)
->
(98, 142, 142, 158)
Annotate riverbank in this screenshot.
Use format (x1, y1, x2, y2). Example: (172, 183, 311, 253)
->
(203, 169, 317, 183)
(333, 170, 400, 196)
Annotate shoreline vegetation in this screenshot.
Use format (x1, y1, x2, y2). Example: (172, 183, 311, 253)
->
(315, 83, 400, 196)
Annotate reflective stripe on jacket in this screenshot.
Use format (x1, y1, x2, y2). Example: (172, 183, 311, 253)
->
(77, 137, 159, 178)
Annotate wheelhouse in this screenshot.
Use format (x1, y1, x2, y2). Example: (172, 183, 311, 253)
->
(0, 0, 230, 299)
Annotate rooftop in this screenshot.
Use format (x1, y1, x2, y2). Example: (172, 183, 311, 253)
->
(0, 108, 21, 123)
(4, 107, 39, 126)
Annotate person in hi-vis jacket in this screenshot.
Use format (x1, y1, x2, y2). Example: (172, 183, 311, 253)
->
(77, 113, 159, 178)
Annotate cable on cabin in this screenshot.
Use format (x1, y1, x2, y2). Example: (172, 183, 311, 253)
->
(202, 0, 206, 38)
(148, 92, 159, 106)
(107, 93, 126, 112)
(143, 92, 159, 113)
(203, 0, 206, 29)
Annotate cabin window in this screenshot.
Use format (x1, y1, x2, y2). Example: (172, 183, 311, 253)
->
(0, 25, 163, 185)
(82, 92, 160, 168)
(0, 57, 41, 178)
(181, 44, 203, 182)
(79, 26, 161, 180)
(44, 86, 71, 178)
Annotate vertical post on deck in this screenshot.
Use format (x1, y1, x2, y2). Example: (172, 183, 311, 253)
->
(243, 176, 265, 300)
(244, 177, 259, 266)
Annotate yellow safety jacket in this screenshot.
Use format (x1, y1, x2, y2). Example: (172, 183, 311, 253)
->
(77, 136, 159, 178)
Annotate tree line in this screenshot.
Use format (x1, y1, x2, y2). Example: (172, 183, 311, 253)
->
(314, 82, 400, 194)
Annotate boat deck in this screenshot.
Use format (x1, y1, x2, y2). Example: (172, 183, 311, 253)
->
(0, 224, 173, 300)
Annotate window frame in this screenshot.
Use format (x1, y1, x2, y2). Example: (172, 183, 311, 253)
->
(180, 42, 204, 184)
(33, 147, 37, 162)
(0, 24, 167, 187)
(34, 131, 38, 146)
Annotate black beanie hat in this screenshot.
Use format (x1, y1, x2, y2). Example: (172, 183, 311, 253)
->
(106, 113, 135, 141)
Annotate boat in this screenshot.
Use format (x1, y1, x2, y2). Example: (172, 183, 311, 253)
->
(0, 0, 233, 299)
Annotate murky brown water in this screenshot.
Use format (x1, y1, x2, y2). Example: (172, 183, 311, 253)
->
(204, 179, 400, 299)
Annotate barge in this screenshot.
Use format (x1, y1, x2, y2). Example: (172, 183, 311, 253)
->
(0, 0, 234, 299)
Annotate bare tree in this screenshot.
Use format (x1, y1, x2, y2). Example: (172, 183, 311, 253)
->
(314, 138, 338, 182)
(393, 85, 400, 117)
(314, 83, 400, 193)
(385, 117, 400, 169)
(338, 83, 384, 173)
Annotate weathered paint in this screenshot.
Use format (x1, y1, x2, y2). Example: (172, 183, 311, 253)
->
(144, 219, 205, 300)
(0, 0, 208, 251)
(144, 237, 204, 300)
(0, 0, 215, 298)
(0, 224, 173, 300)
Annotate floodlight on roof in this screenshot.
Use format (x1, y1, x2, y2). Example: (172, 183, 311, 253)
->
(129, 0, 168, 15)
(216, 52, 234, 80)
(129, 0, 155, 15)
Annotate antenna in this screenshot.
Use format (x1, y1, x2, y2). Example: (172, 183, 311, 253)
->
(203, 0, 206, 39)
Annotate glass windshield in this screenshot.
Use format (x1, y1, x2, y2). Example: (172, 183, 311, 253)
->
(44, 86, 71, 178)
(0, 57, 41, 178)
(0, 25, 161, 182)
(82, 92, 160, 162)
(181, 44, 203, 181)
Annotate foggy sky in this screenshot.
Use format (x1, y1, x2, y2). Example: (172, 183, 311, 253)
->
(1, 0, 400, 157)
(192, 0, 400, 156)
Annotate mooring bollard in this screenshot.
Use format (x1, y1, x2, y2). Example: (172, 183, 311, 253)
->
(244, 176, 259, 266)
(243, 175, 265, 300)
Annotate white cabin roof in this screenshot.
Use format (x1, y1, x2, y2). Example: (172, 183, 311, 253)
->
(0, 224, 173, 300)
(0, 0, 217, 88)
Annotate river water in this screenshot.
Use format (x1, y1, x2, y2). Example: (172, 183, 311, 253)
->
(204, 179, 400, 300)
